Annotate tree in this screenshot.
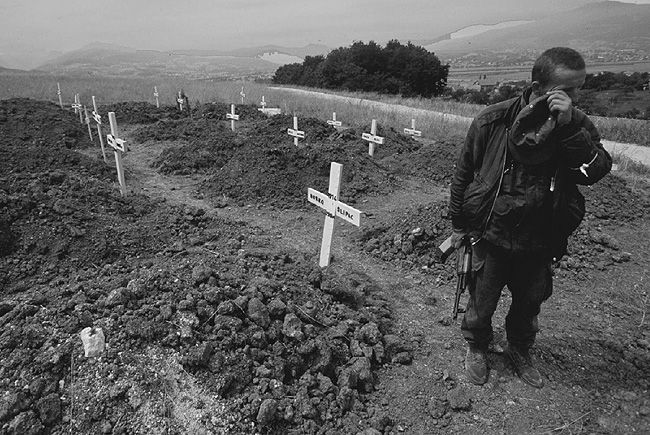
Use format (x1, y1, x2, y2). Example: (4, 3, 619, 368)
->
(272, 40, 449, 98)
(272, 63, 304, 85)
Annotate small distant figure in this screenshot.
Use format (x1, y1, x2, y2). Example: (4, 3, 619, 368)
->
(176, 89, 191, 115)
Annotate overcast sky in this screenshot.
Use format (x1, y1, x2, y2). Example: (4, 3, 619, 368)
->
(2, 0, 649, 53)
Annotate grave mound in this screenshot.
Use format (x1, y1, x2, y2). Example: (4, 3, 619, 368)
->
(0, 98, 406, 435)
(99, 101, 180, 124)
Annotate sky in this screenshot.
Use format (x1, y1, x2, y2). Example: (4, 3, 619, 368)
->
(1, 0, 649, 61)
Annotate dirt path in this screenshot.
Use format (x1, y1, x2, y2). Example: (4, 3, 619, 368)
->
(88, 126, 650, 434)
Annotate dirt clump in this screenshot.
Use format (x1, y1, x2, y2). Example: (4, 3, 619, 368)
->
(0, 98, 411, 435)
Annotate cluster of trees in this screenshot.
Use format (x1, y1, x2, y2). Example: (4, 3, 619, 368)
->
(583, 71, 649, 92)
(581, 72, 650, 119)
(272, 40, 449, 98)
(444, 84, 523, 106)
(445, 72, 650, 119)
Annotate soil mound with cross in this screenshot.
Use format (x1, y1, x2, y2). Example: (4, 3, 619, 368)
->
(0, 99, 413, 434)
(134, 109, 459, 209)
(3, 98, 649, 434)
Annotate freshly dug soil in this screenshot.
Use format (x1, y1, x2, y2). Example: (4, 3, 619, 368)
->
(2, 98, 649, 435)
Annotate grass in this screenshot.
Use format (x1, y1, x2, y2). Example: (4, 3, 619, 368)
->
(591, 116, 650, 148)
(0, 71, 647, 147)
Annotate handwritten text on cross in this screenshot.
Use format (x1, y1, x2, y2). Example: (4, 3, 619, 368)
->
(362, 119, 384, 156)
(307, 162, 362, 267)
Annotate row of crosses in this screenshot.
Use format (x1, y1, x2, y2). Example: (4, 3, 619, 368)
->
(55, 86, 424, 268)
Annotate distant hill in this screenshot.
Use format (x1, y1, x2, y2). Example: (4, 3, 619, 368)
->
(36, 43, 331, 79)
(426, 1, 650, 56)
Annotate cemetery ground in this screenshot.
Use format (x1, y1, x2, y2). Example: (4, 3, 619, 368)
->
(0, 98, 649, 435)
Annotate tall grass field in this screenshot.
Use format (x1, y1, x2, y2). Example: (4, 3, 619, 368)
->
(1, 72, 648, 148)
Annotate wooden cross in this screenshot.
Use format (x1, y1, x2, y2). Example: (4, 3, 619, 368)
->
(56, 83, 63, 109)
(240, 86, 245, 104)
(72, 94, 82, 116)
(83, 106, 93, 141)
(177, 91, 184, 112)
(153, 86, 159, 108)
(106, 112, 128, 196)
(92, 96, 108, 163)
(226, 104, 239, 131)
(404, 119, 422, 137)
(258, 96, 281, 115)
(287, 116, 305, 146)
(308, 162, 362, 267)
(362, 119, 384, 156)
(327, 112, 342, 127)
(76, 94, 84, 124)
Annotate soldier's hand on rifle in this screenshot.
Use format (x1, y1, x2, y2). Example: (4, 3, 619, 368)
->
(451, 229, 467, 250)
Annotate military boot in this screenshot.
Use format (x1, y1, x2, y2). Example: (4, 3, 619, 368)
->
(465, 345, 488, 385)
(505, 344, 544, 388)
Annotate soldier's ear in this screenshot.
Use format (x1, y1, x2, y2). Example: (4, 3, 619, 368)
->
(531, 81, 542, 93)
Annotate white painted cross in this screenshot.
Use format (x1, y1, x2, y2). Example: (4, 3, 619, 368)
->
(258, 96, 282, 116)
(72, 94, 82, 116)
(226, 104, 239, 131)
(153, 86, 159, 108)
(106, 112, 128, 196)
(362, 119, 384, 156)
(240, 86, 245, 104)
(177, 91, 185, 112)
(404, 119, 422, 137)
(287, 116, 305, 146)
(83, 106, 93, 141)
(307, 162, 362, 267)
(92, 96, 108, 163)
(327, 112, 342, 127)
(56, 83, 63, 109)
(75, 94, 84, 124)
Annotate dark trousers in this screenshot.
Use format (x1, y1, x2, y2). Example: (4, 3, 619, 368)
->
(461, 240, 553, 350)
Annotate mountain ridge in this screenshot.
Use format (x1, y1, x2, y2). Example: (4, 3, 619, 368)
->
(426, 1, 650, 57)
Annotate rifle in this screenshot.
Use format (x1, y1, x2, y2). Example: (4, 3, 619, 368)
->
(453, 237, 472, 320)
(436, 235, 473, 320)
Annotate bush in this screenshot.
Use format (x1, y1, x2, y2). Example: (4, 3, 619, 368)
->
(272, 40, 449, 98)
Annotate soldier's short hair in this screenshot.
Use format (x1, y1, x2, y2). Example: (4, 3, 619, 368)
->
(532, 47, 585, 86)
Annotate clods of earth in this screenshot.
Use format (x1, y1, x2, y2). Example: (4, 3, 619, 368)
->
(1, 98, 649, 434)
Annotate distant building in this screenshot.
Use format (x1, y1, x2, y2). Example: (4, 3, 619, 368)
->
(473, 75, 500, 92)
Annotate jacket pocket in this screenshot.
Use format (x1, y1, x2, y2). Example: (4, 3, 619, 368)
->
(462, 173, 500, 230)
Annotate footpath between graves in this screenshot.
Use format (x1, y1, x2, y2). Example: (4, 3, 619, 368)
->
(114, 101, 650, 434)
(1, 99, 649, 435)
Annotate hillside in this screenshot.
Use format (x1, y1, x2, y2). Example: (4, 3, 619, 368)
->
(35, 43, 331, 80)
(427, 1, 650, 60)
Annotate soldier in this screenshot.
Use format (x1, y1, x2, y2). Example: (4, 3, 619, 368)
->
(449, 47, 612, 388)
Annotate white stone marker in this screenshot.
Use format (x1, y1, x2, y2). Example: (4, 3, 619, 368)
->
(56, 83, 63, 108)
(362, 119, 384, 157)
(107, 112, 128, 197)
(240, 86, 245, 104)
(80, 327, 105, 358)
(153, 86, 160, 108)
(226, 104, 239, 131)
(287, 116, 305, 146)
(83, 106, 93, 141)
(308, 162, 362, 267)
(92, 96, 108, 163)
(327, 112, 342, 127)
(404, 119, 422, 137)
(260, 96, 267, 109)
